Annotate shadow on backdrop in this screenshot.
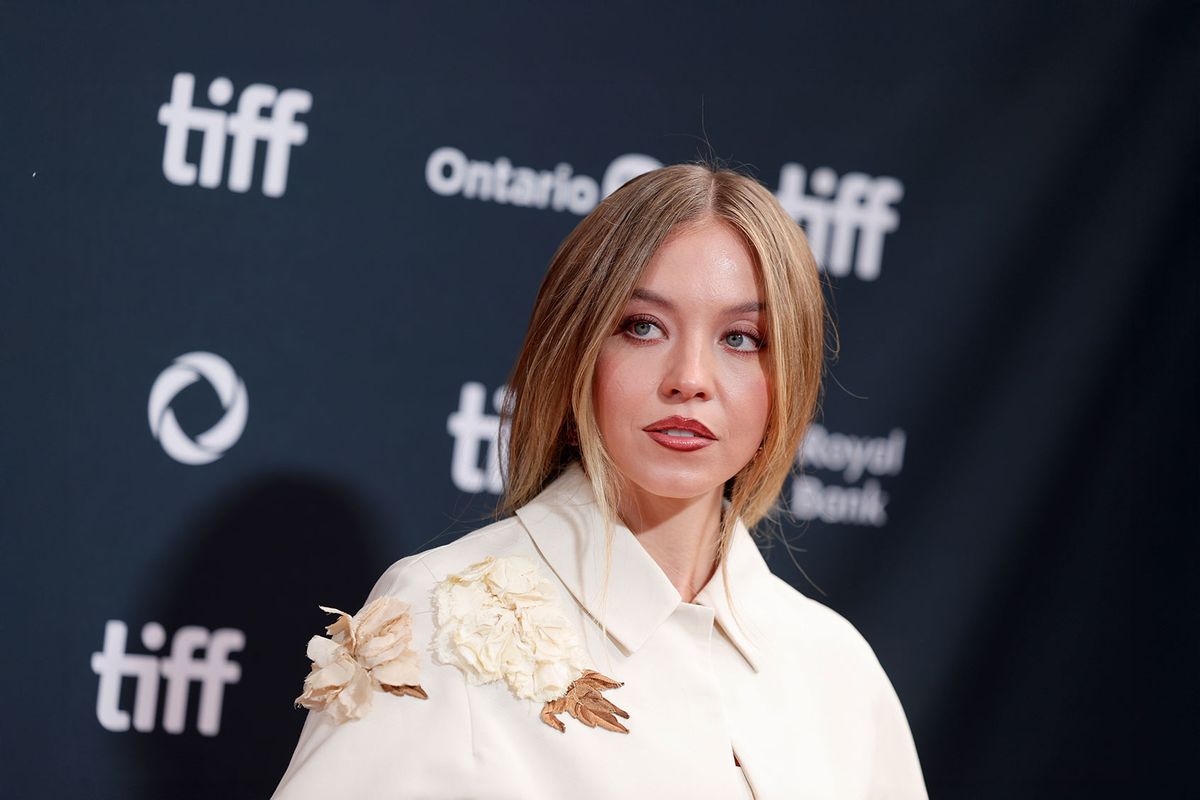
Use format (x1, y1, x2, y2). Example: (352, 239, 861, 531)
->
(118, 473, 385, 800)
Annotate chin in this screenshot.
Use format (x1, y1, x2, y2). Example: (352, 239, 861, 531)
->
(621, 463, 729, 503)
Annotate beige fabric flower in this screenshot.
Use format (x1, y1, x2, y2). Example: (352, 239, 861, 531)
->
(298, 635, 374, 723)
(295, 596, 425, 723)
(433, 555, 590, 703)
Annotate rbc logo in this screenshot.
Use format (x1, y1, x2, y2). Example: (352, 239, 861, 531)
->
(90, 620, 245, 736)
(157, 72, 312, 197)
(148, 351, 249, 465)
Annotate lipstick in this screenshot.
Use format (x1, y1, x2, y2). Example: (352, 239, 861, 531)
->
(642, 415, 717, 452)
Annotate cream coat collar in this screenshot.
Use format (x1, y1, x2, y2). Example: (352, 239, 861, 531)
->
(514, 461, 772, 673)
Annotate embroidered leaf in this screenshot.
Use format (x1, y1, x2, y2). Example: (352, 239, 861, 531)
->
(540, 670, 630, 734)
(576, 671, 622, 691)
(381, 683, 429, 700)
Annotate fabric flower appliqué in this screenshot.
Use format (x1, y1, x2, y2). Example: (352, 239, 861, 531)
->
(433, 555, 629, 734)
(295, 596, 427, 724)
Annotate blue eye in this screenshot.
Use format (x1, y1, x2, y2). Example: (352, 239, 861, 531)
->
(725, 331, 762, 352)
(623, 316, 663, 340)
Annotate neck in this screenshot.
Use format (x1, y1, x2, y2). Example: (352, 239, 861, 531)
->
(616, 482, 724, 603)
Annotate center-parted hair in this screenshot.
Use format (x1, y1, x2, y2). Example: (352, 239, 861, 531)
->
(498, 162, 828, 577)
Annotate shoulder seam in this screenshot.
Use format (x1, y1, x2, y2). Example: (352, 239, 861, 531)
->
(403, 515, 525, 572)
(417, 556, 478, 769)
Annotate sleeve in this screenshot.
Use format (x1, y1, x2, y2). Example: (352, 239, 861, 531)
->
(866, 658, 929, 800)
(269, 556, 479, 800)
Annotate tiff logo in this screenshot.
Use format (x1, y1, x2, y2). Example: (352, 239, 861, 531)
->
(90, 620, 244, 736)
(157, 72, 312, 198)
(447, 382, 509, 494)
(775, 164, 904, 281)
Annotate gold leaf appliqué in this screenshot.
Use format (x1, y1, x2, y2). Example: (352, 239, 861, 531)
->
(382, 683, 429, 700)
(540, 670, 630, 734)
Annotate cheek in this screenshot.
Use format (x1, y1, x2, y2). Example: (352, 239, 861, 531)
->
(592, 346, 642, 434)
(726, 360, 771, 444)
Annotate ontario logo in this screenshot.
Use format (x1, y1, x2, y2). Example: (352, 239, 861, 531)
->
(424, 147, 904, 281)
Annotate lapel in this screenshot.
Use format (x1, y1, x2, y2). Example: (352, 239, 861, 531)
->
(515, 461, 772, 672)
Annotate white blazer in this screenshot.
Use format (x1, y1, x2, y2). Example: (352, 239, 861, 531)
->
(271, 462, 928, 799)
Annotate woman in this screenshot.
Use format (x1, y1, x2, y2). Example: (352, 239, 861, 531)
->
(271, 164, 928, 799)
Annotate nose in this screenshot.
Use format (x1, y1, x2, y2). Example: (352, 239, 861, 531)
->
(660, 335, 715, 402)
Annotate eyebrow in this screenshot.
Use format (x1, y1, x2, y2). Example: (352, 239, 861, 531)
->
(630, 287, 764, 315)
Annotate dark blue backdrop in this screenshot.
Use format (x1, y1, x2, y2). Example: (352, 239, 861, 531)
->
(2, 2, 1196, 797)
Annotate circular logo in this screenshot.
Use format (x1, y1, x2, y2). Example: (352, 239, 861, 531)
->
(148, 352, 249, 465)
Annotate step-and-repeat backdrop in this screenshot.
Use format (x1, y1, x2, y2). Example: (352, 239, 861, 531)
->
(2, 2, 1195, 798)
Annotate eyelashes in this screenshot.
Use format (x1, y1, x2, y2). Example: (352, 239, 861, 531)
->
(623, 315, 663, 340)
(618, 314, 766, 353)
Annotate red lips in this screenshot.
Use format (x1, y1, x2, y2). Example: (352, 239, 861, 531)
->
(642, 415, 717, 439)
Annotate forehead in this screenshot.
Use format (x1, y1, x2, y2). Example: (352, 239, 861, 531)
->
(634, 219, 762, 302)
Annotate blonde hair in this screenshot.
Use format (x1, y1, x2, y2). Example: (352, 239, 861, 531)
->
(497, 163, 827, 601)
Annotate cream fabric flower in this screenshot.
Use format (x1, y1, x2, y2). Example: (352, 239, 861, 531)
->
(433, 555, 590, 703)
(296, 596, 424, 723)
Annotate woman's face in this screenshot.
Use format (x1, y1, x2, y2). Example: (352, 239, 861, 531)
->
(593, 218, 770, 504)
